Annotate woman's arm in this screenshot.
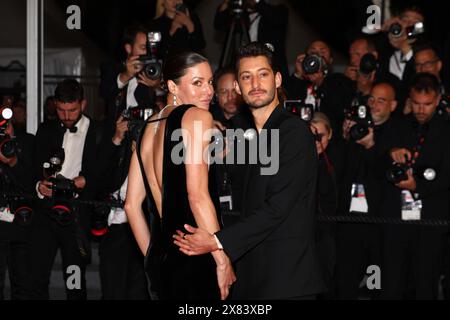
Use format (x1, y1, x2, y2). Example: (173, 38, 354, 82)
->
(125, 149, 151, 256)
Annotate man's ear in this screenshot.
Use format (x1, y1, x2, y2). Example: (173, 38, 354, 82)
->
(81, 99, 87, 112)
(275, 72, 282, 89)
(390, 100, 398, 112)
(167, 80, 178, 95)
(125, 44, 132, 56)
(234, 80, 242, 96)
(437, 60, 443, 73)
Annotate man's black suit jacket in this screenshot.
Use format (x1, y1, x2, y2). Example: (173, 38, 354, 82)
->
(100, 62, 155, 122)
(216, 106, 325, 299)
(34, 118, 113, 229)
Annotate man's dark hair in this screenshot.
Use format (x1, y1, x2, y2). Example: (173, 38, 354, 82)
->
(122, 23, 148, 46)
(351, 36, 377, 53)
(54, 79, 84, 103)
(410, 73, 440, 95)
(414, 43, 442, 60)
(163, 51, 209, 85)
(213, 67, 235, 90)
(235, 42, 276, 75)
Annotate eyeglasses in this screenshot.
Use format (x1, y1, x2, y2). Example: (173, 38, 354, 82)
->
(414, 59, 439, 69)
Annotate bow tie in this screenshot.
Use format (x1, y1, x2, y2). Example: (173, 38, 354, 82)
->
(60, 124, 78, 133)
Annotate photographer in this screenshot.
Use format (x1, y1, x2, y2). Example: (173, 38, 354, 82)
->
(100, 23, 159, 123)
(148, 0, 205, 59)
(380, 73, 450, 299)
(95, 114, 149, 300)
(284, 40, 354, 139)
(29, 79, 110, 300)
(214, 0, 288, 78)
(336, 83, 398, 299)
(0, 115, 34, 300)
(403, 44, 449, 117)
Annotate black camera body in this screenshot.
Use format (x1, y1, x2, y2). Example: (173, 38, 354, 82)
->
(0, 107, 17, 159)
(175, 3, 187, 13)
(49, 176, 77, 200)
(389, 21, 424, 39)
(359, 53, 378, 76)
(284, 100, 314, 122)
(386, 163, 436, 184)
(344, 104, 373, 141)
(121, 106, 155, 141)
(138, 32, 162, 80)
(302, 54, 325, 75)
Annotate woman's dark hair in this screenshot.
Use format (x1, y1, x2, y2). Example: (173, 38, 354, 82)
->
(162, 51, 209, 85)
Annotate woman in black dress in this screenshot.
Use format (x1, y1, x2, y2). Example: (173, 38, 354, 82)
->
(125, 52, 235, 300)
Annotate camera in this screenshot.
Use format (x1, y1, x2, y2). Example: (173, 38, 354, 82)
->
(386, 162, 436, 184)
(10, 200, 33, 227)
(302, 54, 325, 75)
(91, 200, 112, 238)
(121, 106, 155, 141)
(175, 3, 187, 13)
(138, 32, 162, 80)
(0, 107, 17, 159)
(359, 53, 378, 76)
(344, 104, 373, 141)
(389, 21, 424, 39)
(43, 148, 65, 178)
(437, 94, 450, 116)
(284, 100, 314, 122)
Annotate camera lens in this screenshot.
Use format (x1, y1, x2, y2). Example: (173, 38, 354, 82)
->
(0, 139, 17, 158)
(349, 123, 369, 141)
(359, 53, 378, 75)
(389, 23, 403, 38)
(144, 62, 162, 80)
(302, 54, 322, 75)
(386, 163, 408, 184)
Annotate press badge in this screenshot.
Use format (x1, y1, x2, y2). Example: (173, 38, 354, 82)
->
(349, 183, 368, 213)
(0, 207, 14, 223)
(401, 190, 422, 221)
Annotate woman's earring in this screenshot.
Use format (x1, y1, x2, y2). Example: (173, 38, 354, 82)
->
(173, 95, 177, 106)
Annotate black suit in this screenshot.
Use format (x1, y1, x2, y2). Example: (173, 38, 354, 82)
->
(214, 1, 289, 78)
(380, 114, 450, 299)
(100, 62, 156, 122)
(216, 106, 325, 299)
(29, 118, 110, 300)
(0, 131, 35, 300)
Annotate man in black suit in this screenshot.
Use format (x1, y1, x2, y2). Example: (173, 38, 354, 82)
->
(29, 79, 111, 300)
(174, 42, 325, 299)
(0, 119, 34, 300)
(380, 73, 450, 299)
(100, 23, 159, 123)
(215, 0, 289, 79)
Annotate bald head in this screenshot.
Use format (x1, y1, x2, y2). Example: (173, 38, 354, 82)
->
(368, 83, 397, 125)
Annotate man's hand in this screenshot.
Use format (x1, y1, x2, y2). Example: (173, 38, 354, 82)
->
(173, 224, 218, 255)
(395, 169, 417, 191)
(390, 148, 412, 164)
(73, 176, 86, 190)
(38, 179, 53, 197)
(173, 9, 194, 33)
(344, 66, 358, 81)
(0, 152, 17, 167)
(294, 53, 306, 78)
(112, 116, 129, 145)
(137, 72, 161, 88)
(356, 127, 375, 149)
(342, 119, 356, 140)
(119, 55, 142, 83)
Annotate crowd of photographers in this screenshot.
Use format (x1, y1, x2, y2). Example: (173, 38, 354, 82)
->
(1, 0, 450, 300)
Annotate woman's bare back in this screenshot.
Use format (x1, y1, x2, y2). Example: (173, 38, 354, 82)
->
(140, 105, 178, 219)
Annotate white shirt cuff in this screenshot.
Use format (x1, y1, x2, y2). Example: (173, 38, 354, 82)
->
(117, 74, 127, 89)
(214, 234, 223, 250)
(36, 181, 45, 199)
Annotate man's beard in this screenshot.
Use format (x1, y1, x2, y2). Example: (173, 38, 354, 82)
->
(245, 89, 275, 110)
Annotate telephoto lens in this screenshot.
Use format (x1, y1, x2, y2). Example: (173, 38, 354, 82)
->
(302, 54, 323, 75)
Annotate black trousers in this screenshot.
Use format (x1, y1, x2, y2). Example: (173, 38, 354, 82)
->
(0, 225, 31, 300)
(381, 225, 445, 300)
(28, 212, 87, 300)
(99, 223, 149, 300)
(335, 222, 381, 300)
(315, 223, 336, 299)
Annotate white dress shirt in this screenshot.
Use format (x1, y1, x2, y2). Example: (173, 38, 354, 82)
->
(389, 49, 413, 81)
(117, 75, 139, 108)
(107, 176, 129, 225)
